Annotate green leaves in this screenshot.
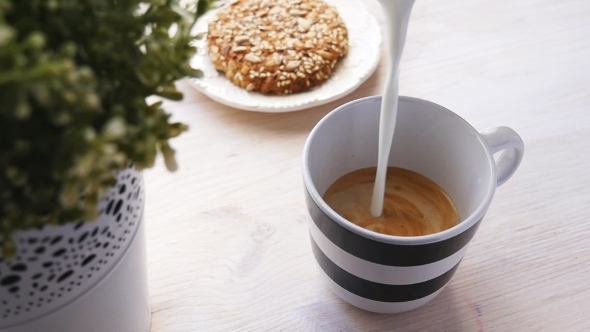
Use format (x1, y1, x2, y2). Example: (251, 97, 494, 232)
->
(0, 0, 214, 257)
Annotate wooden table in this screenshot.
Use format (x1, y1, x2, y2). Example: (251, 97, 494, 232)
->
(144, 0, 590, 330)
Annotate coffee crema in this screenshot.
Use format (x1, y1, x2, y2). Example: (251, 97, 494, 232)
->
(323, 167, 460, 237)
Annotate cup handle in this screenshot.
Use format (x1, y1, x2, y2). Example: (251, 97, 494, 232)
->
(480, 126, 525, 187)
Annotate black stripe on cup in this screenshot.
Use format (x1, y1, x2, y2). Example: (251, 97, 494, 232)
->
(311, 236, 461, 303)
(305, 188, 482, 267)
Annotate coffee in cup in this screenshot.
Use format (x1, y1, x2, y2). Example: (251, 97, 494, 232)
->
(323, 167, 459, 237)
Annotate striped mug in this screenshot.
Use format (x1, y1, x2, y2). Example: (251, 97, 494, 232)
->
(302, 96, 524, 313)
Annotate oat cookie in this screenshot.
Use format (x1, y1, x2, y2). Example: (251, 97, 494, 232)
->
(206, 0, 349, 94)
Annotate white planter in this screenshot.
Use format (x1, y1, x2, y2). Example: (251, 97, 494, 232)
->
(0, 167, 150, 332)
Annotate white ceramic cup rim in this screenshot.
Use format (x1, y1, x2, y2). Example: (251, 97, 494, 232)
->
(302, 95, 497, 245)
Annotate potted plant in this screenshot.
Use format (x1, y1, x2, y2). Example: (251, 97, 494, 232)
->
(0, 0, 212, 331)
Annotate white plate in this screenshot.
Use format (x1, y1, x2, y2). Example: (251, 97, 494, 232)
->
(187, 0, 382, 113)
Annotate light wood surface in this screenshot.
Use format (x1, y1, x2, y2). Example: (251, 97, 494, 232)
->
(144, 0, 590, 330)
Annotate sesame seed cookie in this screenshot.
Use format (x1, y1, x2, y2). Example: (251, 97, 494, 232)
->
(206, 0, 349, 95)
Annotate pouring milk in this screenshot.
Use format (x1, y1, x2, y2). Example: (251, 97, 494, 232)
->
(370, 0, 416, 217)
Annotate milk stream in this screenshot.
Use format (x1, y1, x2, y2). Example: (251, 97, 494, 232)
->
(370, 0, 416, 218)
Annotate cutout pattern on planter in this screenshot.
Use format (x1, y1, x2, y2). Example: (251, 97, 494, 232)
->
(0, 166, 144, 326)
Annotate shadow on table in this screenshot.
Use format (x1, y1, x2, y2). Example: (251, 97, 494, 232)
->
(299, 284, 473, 331)
(178, 61, 384, 137)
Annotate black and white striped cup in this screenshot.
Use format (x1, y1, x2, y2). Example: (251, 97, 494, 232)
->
(302, 96, 524, 313)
